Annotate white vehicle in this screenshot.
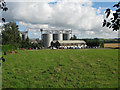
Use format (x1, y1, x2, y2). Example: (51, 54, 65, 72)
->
(74, 46, 77, 49)
(85, 45, 87, 48)
(51, 47, 57, 49)
(67, 46, 70, 49)
(77, 46, 81, 49)
(64, 46, 67, 49)
(70, 46, 74, 49)
(73, 46, 75, 49)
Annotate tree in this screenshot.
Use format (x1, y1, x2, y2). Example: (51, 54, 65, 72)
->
(83, 38, 100, 47)
(51, 41, 55, 48)
(55, 41, 60, 48)
(103, 2, 120, 31)
(70, 35, 77, 40)
(2, 22, 22, 48)
(21, 36, 30, 48)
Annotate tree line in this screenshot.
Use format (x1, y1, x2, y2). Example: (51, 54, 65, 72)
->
(71, 35, 119, 48)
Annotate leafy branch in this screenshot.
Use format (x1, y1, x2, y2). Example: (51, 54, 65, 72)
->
(103, 2, 120, 31)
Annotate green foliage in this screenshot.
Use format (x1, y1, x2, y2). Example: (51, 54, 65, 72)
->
(30, 43, 41, 49)
(21, 37, 30, 48)
(99, 40, 104, 48)
(104, 39, 120, 43)
(21, 37, 41, 49)
(103, 2, 120, 31)
(70, 35, 77, 40)
(83, 38, 100, 47)
(2, 45, 15, 52)
(2, 22, 22, 49)
(80, 38, 119, 47)
(2, 49, 118, 88)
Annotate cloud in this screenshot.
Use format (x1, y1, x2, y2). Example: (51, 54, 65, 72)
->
(86, 31, 95, 35)
(33, 32, 39, 36)
(2, 0, 118, 38)
(18, 21, 49, 30)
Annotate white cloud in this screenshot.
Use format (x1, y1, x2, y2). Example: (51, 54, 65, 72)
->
(2, 0, 118, 38)
(86, 31, 95, 34)
(33, 32, 39, 36)
(19, 21, 49, 29)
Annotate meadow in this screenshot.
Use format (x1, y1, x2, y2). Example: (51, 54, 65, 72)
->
(2, 49, 118, 88)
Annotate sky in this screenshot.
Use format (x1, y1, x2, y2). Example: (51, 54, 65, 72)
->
(1, 0, 119, 39)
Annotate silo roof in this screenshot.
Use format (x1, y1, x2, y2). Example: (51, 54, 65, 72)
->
(20, 31, 28, 34)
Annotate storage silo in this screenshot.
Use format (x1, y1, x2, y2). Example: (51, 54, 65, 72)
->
(63, 33, 72, 40)
(53, 32, 63, 41)
(20, 31, 28, 40)
(42, 33, 53, 48)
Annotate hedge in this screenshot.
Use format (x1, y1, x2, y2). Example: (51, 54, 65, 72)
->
(0, 45, 15, 52)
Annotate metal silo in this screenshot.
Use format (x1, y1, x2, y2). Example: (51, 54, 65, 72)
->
(69, 33, 72, 40)
(63, 33, 72, 40)
(20, 31, 28, 40)
(53, 32, 63, 41)
(42, 33, 53, 48)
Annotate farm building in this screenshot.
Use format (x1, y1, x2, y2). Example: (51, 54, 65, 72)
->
(52, 40, 86, 47)
(104, 43, 120, 49)
(41, 29, 87, 48)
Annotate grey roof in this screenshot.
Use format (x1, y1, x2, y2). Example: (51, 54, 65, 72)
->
(53, 40, 86, 44)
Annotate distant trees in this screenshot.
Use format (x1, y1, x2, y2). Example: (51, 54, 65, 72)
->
(70, 35, 77, 40)
(51, 41, 54, 48)
(55, 41, 60, 48)
(21, 36, 30, 48)
(2, 22, 22, 49)
(103, 1, 120, 31)
(83, 38, 100, 47)
(50, 41, 60, 48)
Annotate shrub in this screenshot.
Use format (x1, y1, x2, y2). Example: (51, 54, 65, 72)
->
(1, 45, 15, 52)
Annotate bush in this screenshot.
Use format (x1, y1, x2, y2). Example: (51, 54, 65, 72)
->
(1, 45, 15, 52)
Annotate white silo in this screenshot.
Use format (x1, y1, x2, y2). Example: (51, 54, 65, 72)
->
(63, 32, 72, 40)
(42, 33, 53, 48)
(20, 31, 28, 40)
(53, 32, 63, 41)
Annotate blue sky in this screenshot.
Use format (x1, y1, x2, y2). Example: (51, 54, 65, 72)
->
(4, 1, 119, 39)
(92, 2, 118, 12)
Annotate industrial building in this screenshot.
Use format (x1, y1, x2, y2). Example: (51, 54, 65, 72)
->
(20, 31, 28, 40)
(41, 29, 86, 48)
(53, 40, 86, 47)
(41, 30, 72, 48)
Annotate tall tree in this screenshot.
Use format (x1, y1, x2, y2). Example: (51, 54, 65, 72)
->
(103, 2, 120, 31)
(2, 22, 22, 48)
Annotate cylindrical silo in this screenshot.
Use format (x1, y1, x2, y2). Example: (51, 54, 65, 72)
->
(22, 34, 25, 40)
(42, 33, 53, 48)
(20, 31, 28, 40)
(24, 32, 28, 39)
(63, 33, 72, 40)
(53, 32, 63, 41)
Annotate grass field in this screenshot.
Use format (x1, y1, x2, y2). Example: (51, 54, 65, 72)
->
(2, 49, 118, 88)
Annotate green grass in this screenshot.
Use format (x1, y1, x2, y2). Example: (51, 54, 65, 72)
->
(2, 49, 118, 88)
